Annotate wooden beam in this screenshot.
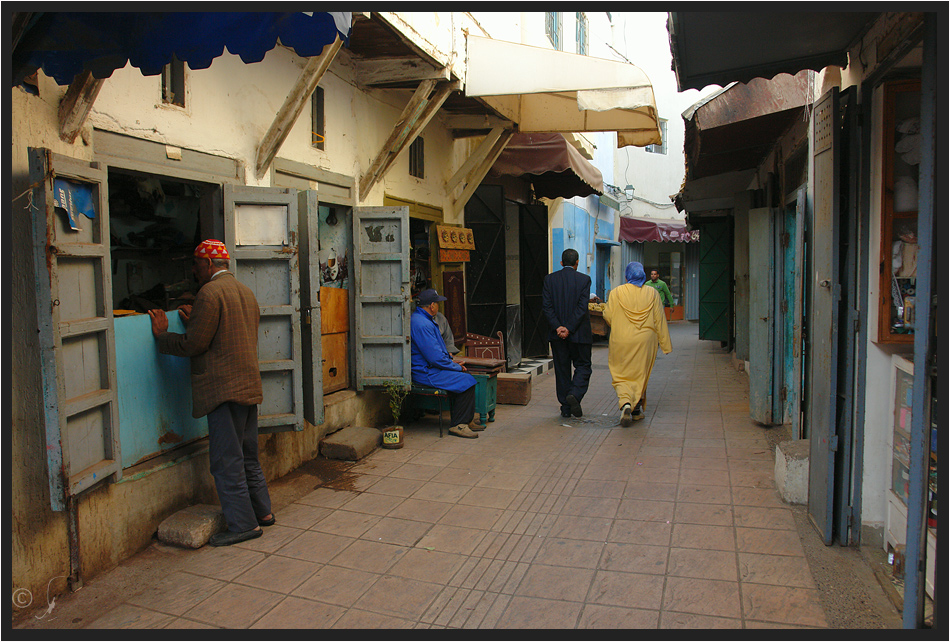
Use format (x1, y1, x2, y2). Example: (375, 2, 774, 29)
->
(442, 114, 513, 132)
(446, 127, 505, 193)
(58, 70, 106, 144)
(255, 36, 343, 178)
(450, 129, 514, 217)
(354, 57, 450, 86)
(359, 79, 458, 199)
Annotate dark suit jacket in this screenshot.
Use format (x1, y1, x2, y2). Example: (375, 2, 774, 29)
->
(542, 266, 592, 344)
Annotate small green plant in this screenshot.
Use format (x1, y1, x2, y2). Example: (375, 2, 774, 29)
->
(384, 379, 411, 425)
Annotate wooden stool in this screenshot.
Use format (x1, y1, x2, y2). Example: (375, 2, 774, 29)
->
(409, 384, 449, 438)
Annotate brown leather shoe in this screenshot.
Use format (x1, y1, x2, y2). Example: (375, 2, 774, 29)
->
(449, 424, 479, 439)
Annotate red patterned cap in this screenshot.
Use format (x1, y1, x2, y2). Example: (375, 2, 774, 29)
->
(194, 239, 230, 260)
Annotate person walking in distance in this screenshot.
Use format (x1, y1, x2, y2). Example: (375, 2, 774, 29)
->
(147, 239, 274, 546)
(645, 269, 674, 323)
(542, 248, 593, 418)
(603, 261, 673, 426)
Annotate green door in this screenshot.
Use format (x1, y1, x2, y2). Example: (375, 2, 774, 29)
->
(697, 217, 733, 343)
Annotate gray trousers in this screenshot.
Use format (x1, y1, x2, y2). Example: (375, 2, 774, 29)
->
(206, 402, 272, 533)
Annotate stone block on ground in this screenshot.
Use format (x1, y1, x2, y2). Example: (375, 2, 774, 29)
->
(775, 439, 810, 505)
(157, 504, 225, 549)
(320, 425, 381, 461)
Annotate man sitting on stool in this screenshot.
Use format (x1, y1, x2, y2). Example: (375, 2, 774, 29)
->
(410, 288, 480, 439)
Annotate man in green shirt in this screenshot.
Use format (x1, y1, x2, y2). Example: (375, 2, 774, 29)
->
(646, 270, 674, 322)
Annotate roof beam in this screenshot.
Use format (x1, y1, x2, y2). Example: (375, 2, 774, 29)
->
(354, 57, 450, 86)
(255, 35, 343, 179)
(449, 128, 514, 218)
(58, 70, 105, 144)
(359, 79, 458, 199)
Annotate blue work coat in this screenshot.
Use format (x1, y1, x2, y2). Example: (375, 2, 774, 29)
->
(410, 306, 475, 393)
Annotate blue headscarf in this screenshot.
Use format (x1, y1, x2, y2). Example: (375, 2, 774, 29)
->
(625, 261, 647, 286)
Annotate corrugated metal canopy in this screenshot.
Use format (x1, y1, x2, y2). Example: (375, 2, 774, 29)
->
(489, 132, 604, 199)
(12, 12, 351, 87)
(668, 11, 880, 92)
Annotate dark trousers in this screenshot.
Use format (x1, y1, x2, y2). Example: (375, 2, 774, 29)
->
(550, 340, 593, 413)
(449, 383, 476, 426)
(206, 402, 272, 533)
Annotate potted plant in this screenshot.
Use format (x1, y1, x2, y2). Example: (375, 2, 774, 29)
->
(381, 379, 410, 449)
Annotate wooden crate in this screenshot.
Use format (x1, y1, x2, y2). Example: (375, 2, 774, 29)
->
(496, 372, 532, 405)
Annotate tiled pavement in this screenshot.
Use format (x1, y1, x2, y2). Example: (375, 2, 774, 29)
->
(20, 322, 840, 629)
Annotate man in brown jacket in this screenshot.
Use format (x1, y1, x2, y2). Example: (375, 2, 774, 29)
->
(148, 239, 274, 546)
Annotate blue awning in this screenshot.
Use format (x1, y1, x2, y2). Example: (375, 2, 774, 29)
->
(13, 12, 351, 87)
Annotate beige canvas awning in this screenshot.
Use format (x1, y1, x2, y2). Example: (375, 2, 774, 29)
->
(489, 132, 604, 199)
(464, 35, 661, 148)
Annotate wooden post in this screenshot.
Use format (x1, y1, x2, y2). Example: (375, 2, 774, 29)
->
(58, 70, 105, 144)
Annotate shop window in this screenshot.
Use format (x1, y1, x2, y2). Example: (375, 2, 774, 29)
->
(109, 171, 215, 312)
(409, 136, 424, 179)
(878, 79, 920, 343)
(546, 12, 562, 50)
(162, 55, 185, 107)
(312, 86, 325, 150)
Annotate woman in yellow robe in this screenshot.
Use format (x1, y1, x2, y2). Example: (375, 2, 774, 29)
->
(603, 261, 672, 426)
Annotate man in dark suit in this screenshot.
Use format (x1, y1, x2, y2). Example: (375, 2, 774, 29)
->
(542, 248, 593, 418)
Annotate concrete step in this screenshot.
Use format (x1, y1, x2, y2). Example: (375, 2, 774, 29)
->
(156, 504, 225, 549)
(319, 425, 381, 462)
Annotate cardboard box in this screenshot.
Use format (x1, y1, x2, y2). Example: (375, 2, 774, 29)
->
(496, 372, 532, 405)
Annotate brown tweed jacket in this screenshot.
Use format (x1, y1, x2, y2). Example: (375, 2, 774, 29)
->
(157, 272, 263, 418)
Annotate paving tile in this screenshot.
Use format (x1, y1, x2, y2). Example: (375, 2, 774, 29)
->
(679, 467, 730, 486)
(181, 546, 266, 581)
(587, 570, 665, 610)
(360, 515, 433, 547)
(411, 481, 470, 504)
(730, 469, 775, 489)
(126, 570, 225, 616)
(232, 524, 302, 554)
(475, 471, 530, 491)
(311, 509, 381, 538)
(409, 451, 459, 468)
(296, 487, 359, 509)
(671, 523, 736, 551)
(676, 483, 733, 505)
(494, 595, 583, 629)
(616, 498, 675, 523)
(623, 481, 677, 502)
(736, 527, 805, 556)
(330, 538, 409, 573)
(351, 574, 443, 620)
(438, 503, 505, 530)
(386, 547, 467, 585)
(667, 548, 738, 581)
(598, 542, 668, 575)
(673, 502, 734, 527)
(330, 607, 416, 629)
(274, 530, 353, 564)
(233, 554, 321, 594)
(292, 565, 380, 607)
(416, 523, 487, 556)
(559, 495, 620, 519)
(733, 505, 797, 530)
(741, 583, 829, 627)
(160, 617, 219, 629)
(679, 456, 729, 471)
(458, 486, 519, 510)
(659, 611, 743, 629)
(363, 475, 426, 498)
(84, 603, 176, 629)
(491, 458, 543, 476)
(430, 466, 486, 486)
(739, 552, 816, 588)
(445, 453, 497, 471)
(338, 491, 406, 516)
(386, 497, 453, 523)
(270, 502, 333, 530)
(250, 595, 345, 629)
(578, 604, 660, 629)
(607, 519, 672, 547)
(183, 583, 283, 628)
(662, 576, 742, 619)
(627, 465, 680, 485)
(546, 514, 613, 541)
(732, 486, 784, 508)
(532, 537, 604, 569)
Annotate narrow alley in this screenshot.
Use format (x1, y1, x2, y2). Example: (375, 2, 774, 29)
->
(13, 322, 901, 630)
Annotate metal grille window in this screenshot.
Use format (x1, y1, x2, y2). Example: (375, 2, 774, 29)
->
(162, 55, 185, 107)
(409, 136, 424, 178)
(312, 86, 325, 150)
(545, 12, 562, 50)
(576, 12, 588, 55)
(646, 119, 668, 155)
